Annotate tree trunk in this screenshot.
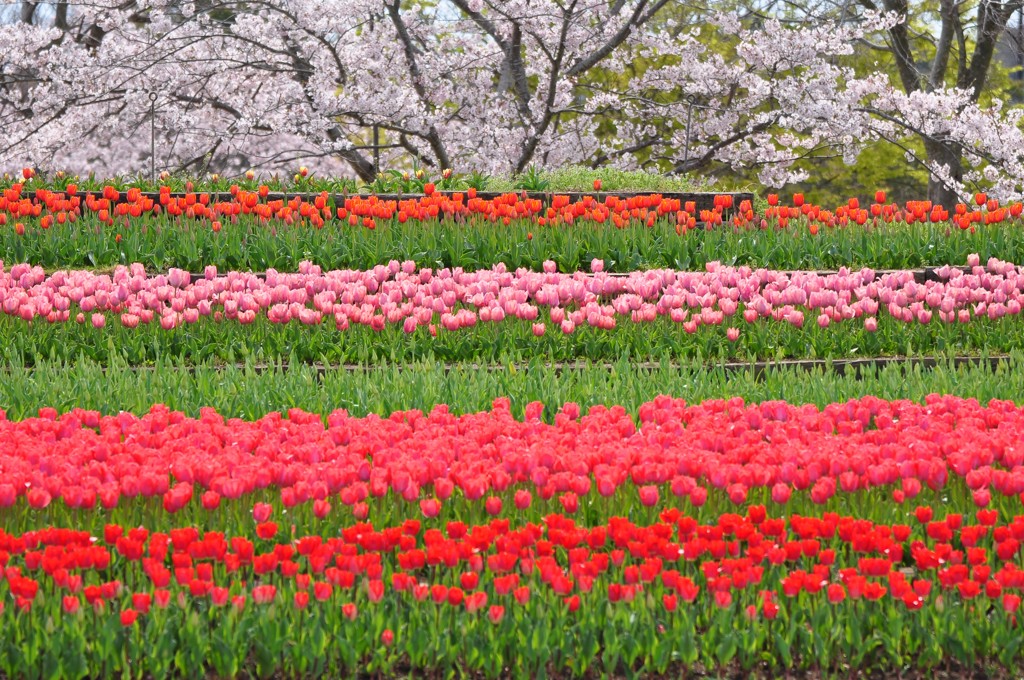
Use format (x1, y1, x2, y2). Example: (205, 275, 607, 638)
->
(924, 136, 962, 207)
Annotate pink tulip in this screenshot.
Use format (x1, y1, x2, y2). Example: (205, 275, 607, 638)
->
(252, 502, 272, 523)
(638, 485, 659, 507)
(770, 483, 791, 505)
(420, 498, 441, 518)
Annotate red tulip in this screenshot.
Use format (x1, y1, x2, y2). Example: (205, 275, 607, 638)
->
(62, 595, 80, 614)
(827, 584, 846, 604)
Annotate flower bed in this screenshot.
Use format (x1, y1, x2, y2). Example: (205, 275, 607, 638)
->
(2, 258, 1024, 363)
(3, 185, 1024, 272)
(1, 396, 1022, 522)
(0, 389, 1021, 678)
(1, 504, 1022, 675)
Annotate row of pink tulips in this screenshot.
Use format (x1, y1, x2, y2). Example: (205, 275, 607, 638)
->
(0, 255, 1022, 332)
(0, 395, 1021, 513)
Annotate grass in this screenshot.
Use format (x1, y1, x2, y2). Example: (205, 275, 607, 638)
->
(2, 213, 1022, 273)
(2, 353, 1022, 420)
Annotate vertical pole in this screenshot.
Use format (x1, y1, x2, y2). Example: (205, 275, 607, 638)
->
(683, 97, 694, 171)
(149, 93, 158, 182)
(373, 124, 380, 174)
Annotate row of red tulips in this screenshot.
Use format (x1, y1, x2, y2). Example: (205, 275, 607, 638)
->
(0, 182, 1022, 233)
(0, 395, 1022, 520)
(0, 509, 1022, 676)
(2, 183, 697, 231)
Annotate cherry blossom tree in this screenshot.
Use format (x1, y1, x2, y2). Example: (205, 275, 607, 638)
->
(1, 0, 1023, 203)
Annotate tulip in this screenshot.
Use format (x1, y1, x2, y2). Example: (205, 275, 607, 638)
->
(420, 498, 442, 518)
(770, 483, 791, 505)
(252, 502, 272, 523)
(484, 496, 502, 516)
(201, 491, 220, 510)
(689, 487, 707, 507)
(62, 595, 81, 614)
(313, 499, 331, 519)
(638, 485, 659, 507)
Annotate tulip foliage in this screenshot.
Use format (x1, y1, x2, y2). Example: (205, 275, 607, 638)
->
(4, 2, 1024, 200)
